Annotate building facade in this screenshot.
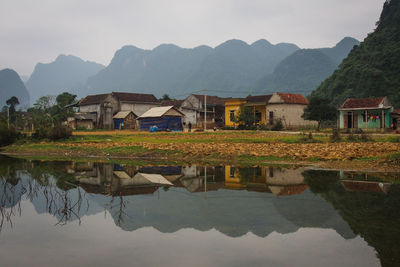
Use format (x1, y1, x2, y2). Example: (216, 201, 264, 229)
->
(338, 97, 393, 131)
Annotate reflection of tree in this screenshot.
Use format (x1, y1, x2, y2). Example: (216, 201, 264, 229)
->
(0, 156, 90, 230)
(304, 169, 400, 267)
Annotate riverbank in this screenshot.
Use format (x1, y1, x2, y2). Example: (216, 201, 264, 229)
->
(2, 130, 400, 172)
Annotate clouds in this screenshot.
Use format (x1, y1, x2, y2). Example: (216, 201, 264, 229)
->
(0, 0, 385, 76)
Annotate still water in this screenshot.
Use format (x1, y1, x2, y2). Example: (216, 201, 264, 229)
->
(0, 155, 399, 267)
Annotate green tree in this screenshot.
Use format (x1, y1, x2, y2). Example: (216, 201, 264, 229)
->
(236, 107, 256, 129)
(302, 97, 337, 131)
(160, 94, 171, 101)
(6, 96, 19, 124)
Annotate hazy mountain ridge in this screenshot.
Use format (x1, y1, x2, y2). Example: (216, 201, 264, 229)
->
(86, 39, 300, 97)
(255, 37, 359, 95)
(0, 69, 30, 108)
(311, 0, 400, 107)
(26, 54, 105, 103)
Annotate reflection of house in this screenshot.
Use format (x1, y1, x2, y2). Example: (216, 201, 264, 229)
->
(76, 92, 159, 129)
(138, 106, 184, 131)
(341, 180, 391, 194)
(338, 97, 394, 131)
(224, 166, 307, 196)
(181, 94, 225, 128)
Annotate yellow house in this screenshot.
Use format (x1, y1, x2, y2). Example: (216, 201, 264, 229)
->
(224, 95, 272, 127)
(224, 98, 247, 127)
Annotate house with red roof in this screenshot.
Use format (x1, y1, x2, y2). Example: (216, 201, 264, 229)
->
(266, 92, 317, 128)
(338, 97, 394, 130)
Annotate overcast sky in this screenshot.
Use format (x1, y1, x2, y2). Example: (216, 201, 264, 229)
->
(0, 0, 385, 77)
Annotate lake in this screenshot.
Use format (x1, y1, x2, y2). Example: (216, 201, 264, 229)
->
(0, 155, 399, 267)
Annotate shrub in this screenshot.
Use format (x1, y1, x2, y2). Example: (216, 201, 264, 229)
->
(32, 125, 72, 140)
(330, 128, 341, 142)
(271, 119, 283, 131)
(0, 123, 18, 146)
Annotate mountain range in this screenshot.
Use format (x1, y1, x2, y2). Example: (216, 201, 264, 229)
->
(312, 0, 400, 107)
(255, 37, 359, 94)
(5, 37, 358, 106)
(26, 54, 104, 103)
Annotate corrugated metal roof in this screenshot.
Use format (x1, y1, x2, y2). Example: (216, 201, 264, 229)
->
(138, 106, 183, 118)
(113, 111, 136, 119)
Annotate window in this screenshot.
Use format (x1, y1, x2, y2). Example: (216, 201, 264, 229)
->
(230, 110, 235, 122)
(255, 111, 262, 123)
(269, 111, 274, 125)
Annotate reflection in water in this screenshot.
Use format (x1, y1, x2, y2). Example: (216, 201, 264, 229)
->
(0, 155, 400, 266)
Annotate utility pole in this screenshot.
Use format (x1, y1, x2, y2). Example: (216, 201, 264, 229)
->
(204, 89, 207, 131)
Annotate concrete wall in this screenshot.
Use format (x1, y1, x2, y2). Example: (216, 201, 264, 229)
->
(120, 102, 160, 116)
(266, 103, 317, 128)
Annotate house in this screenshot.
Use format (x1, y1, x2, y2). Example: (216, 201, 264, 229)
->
(224, 92, 314, 128)
(224, 98, 247, 127)
(76, 92, 159, 129)
(338, 97, 393, 131)
(161, 99, 197, 126)
(138, 106, 184, 131)
(70, 112, 97, 130)
(181, 94, 225, 128)
(266, 92, 315, 128)
(113, 111, 137, 129)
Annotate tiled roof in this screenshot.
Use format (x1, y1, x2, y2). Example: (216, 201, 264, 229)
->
(246, 94, 272, 103)
(276, 92, 309, 105)
(341, 97, 385, 109)
(78, 92, 158, 106)
(78, 94, 109, 106)
(113, 92, 158, 103)
(192, 94, 224, 105)
(160, 99, 184, 108)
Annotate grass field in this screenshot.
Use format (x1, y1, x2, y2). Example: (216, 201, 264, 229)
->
(2, 130, 400, 171)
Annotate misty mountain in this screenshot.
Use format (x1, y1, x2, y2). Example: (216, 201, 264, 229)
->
(86, 39, 299, 97)
(86, 44, 213, 96)
(256, 37, 359, 95)
(0, 69, 30, 109)
(312, 0, 400, 107)
(26, 54, 104, 104)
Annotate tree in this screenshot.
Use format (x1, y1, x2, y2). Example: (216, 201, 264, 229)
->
(236, 107, 256, 129)
(6, 96, 19, 125)
(160, 94, 171, 101)
(302, 97, 337, 131)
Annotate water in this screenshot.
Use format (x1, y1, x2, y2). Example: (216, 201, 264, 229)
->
(0, 155, 399, 267)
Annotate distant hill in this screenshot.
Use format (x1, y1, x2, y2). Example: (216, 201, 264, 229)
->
(255, 37, 359, 95)
(311, 0, 400, 107)
(0, 69, 30, 109)
(86, 39, 300, 98)
(26, 55, 104, 104)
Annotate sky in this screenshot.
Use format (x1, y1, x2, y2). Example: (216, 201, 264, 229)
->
(0, 0, 385, 77)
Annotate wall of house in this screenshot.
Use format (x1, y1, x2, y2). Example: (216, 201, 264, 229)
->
(181, 108, 197, 125)
(121, 102, 159, 116)
(224, 100, 247, 126)
(266, 104, 316, 128)
(123, 113, 136, 129)
(339, 108, 393, 129)
(76, 120, 94, 130)
(246, 105, 267, 125)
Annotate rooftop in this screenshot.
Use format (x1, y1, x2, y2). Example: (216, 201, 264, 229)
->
(340, 97, 388, 109)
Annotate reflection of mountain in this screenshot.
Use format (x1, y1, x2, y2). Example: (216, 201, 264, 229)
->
(4, 155, 400, 266)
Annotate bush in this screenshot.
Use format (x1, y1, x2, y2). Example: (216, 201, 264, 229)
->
(271, 119, 283, 131)
(0, 123, 18, 146)
(330, 128, 341, 142)
(32, 125, 72, 140)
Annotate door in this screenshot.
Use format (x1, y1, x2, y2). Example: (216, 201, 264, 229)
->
(347, 112, 353, 128)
